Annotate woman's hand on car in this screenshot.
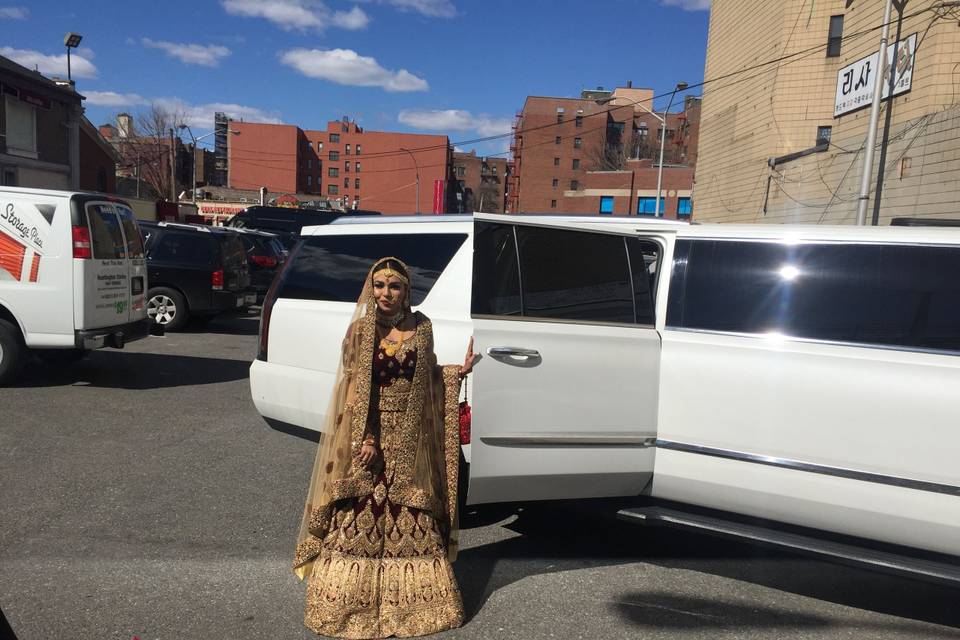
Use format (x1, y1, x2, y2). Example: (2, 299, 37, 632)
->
(460, 336, 478, 378)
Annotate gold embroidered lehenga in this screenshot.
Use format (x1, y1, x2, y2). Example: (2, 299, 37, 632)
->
(294, 258, 464, 638)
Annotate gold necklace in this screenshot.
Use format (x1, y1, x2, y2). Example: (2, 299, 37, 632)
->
(379, 333, 414, 359)
(375, 310, 406, 329)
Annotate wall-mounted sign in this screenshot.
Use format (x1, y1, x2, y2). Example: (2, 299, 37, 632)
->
(834, 33, 916, 117)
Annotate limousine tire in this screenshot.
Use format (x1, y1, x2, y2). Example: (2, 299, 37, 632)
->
(0, 319, 26, 387)
(147, 287, 189, 332)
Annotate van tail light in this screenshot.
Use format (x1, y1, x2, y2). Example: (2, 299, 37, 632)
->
(72, 225, 92, 259)
(257, 241, 300, 362)
(211, 269, 224, 290)
(251, 254, 278, 268)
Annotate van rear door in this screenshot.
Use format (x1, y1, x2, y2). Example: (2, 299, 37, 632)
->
(467, 218, 668, 504)
(116, 204, 147, 323)
(76, 202, 135, 329)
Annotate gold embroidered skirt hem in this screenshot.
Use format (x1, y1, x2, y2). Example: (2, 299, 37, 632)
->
(305, 549, 464, 638)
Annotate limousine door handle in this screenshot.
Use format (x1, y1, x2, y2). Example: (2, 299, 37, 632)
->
(487, 346, 541, 358)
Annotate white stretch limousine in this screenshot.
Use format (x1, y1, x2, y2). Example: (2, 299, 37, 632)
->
(250, 213, 960, 583)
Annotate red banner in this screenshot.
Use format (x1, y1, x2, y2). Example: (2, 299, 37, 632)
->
(432, 179, 445, 214)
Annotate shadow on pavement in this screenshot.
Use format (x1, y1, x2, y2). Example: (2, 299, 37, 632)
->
(178, 312, 261, 336)
(14, 350, 251, 389)
(455, 500, 960, 633)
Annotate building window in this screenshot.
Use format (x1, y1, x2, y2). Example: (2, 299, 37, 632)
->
(328, 184, 339, 195)
(677, 197, 692, 217)
(345, 143, 351, 155)
(5, 96, 37, 158)
(307, 158, 312, 169)
(827, 15, 844, 57)
(355, 178, 360, 189)
(573, 137, 582, 149)
(344, 177, 349, 188)
(344, 160, 350, 172)
(638, 196, 665, 216)
(2, 168, 16, 186)
(330, 133, 340, 143)
(553, 157, 560, 166)
(575, 115, 583, 128)
(552, 178, 558, 188)
(355, 162, 360, 172)
(456, 166, 465, 178)
(555, 136, 561, 145)
(556, 107, 564, 124)
(329, 167, 339, 177)
(355, 144, 361, 155)
(550, 199, 557, 208)
(572, 159, 580, 170)
(599, 196, 614, 214)
(816, 126, 832, 146)
(570, 180, 579, 191)
(317, 142, 323, 153)
(329, 151, 340, 161)
(307, 175, 312, 188)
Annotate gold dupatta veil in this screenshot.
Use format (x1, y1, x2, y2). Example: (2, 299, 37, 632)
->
(293, 257, 462, 580)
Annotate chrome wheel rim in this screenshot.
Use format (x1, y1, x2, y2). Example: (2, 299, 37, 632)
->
(147, 294, 177, 325)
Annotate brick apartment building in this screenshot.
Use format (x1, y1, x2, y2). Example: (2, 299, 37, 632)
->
(695, 0, 960, 224)
(451, 151, 509, 213)
(100, 113, 191, 200)
(509, 84, 700, 218)
(228, 117, 454, 214)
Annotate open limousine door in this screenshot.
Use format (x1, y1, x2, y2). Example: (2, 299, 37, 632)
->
(466, 215, 670, 505)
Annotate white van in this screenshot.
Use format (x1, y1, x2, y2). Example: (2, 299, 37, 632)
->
(0, 187, 152, 385)
(250, 213, 960, 584)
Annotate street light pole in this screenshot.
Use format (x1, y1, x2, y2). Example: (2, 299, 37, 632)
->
(63, 32, 82, 83)
(655, 82, 688, 217)
(179, 124, 198, 204)
(856, 0, 894, 225)
(400, 147, 420, 214)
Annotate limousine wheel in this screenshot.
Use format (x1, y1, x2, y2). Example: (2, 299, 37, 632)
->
(147, 287, 188, 332)
(0, 319, 26, 386)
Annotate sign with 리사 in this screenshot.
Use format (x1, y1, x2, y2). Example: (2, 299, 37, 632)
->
(835, 33, 916, 117)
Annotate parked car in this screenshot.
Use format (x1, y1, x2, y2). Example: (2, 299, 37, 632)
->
(233, 227, 285, 304)
(223, 205, 379, 249)
(250, 212, 960, 586)
(139, 221, 252, 331)
(0, 187, 152, 385)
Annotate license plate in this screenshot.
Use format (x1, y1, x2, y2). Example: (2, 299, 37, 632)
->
(244, 293, 256, 305)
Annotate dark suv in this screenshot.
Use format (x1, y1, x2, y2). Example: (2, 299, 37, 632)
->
(224, 206, 379, 249)
(139, 221, 252, 331)
(234, 228, 286, 304)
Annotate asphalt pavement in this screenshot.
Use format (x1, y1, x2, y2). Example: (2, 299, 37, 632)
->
(1, 314, 958, 640)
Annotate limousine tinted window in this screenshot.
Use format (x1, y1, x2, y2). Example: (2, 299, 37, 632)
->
(668, 239, 960, 351)
(278, 233, 466, 305)
(473, 222, 658, 324)
(471, 222, 521, 316)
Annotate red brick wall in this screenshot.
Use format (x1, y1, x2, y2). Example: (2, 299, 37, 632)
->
(78, 127, 116, 194)
(229, 122, 299, 194)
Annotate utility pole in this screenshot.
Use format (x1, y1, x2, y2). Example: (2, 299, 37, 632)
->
(872, 0, 907, 226)
(169, 128, 177, 202)
(855, 0, 894, 225)
(135, 152, 141, 199)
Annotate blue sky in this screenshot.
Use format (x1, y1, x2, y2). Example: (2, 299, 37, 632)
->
(1, 0, 710, 156)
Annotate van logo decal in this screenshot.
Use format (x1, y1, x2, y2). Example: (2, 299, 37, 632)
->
(1, 203, 44, 251)
(35, 203, 55, 225)
(116, 300, 127, 315)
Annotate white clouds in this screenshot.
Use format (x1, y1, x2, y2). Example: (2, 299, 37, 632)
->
(398, 109, 511, 137)
(0, 46, 98, 78)
(383, 0, 455, 18)
(83, 91, 147, 107)
(0, 6, 28, 19)
(331, 6, 370, 29)
(153, 98, 284, 128)
(141, 38, 231, 67)
(280, 48, 428, 92)
(221, 0, 369, 31)
(659, 0, 710, 10)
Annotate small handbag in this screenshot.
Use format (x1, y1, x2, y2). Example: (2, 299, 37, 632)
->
(458, 381, 472, 445)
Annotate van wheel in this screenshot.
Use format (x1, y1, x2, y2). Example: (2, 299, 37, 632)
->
(147, 287, 188, 332)
(0, 319, 26, 386)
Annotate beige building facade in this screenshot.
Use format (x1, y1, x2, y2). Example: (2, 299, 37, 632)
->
(695, 0, 960, 224)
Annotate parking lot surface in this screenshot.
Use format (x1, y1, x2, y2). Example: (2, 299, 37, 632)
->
(1, 315, 958, 639)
